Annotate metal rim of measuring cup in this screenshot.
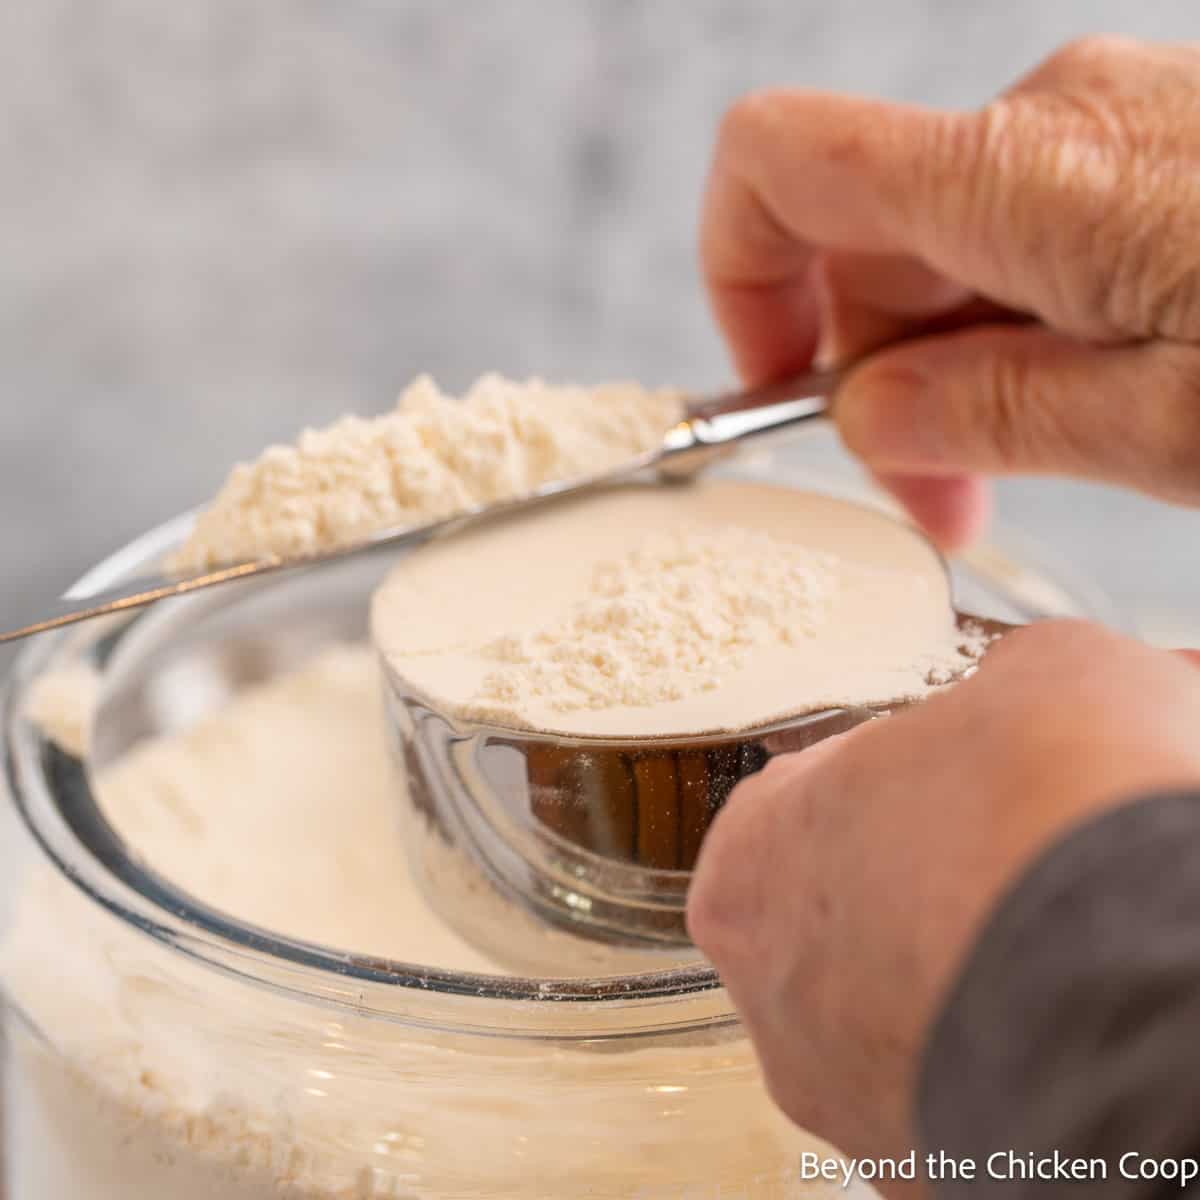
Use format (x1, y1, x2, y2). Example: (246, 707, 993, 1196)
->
(381, 655, 884, 952)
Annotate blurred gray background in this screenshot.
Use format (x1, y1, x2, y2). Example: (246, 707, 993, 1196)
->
(2, 0, 1199, 659)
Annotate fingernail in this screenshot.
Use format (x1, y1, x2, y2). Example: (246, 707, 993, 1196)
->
(811, 262, 841, 370)
(813, 328, 840, 371)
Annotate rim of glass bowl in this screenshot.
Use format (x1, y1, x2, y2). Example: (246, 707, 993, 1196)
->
(3, 511, 737, 1042)
(2, 497, 1119, 1042)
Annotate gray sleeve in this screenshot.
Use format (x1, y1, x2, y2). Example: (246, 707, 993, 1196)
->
(919, 791, 1200, 1199)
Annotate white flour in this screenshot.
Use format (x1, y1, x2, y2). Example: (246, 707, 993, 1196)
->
(3, 646, 850, 1199)
(171, 374, 683, 571)
(476, 526, 839, 714)
(20, 660, 100, 757)
(373, 480, 988, 738)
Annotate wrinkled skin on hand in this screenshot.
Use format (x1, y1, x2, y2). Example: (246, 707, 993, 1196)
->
(688, 623, 1200, 1181)
(693, 40, 1200, 1183)
(702, 37, 1200, 550)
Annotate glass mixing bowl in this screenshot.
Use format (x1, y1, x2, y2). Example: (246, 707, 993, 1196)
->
(0, 434, 1117, 1198)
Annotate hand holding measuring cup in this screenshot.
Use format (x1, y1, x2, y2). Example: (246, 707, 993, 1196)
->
(689, 622, 1200, 1165)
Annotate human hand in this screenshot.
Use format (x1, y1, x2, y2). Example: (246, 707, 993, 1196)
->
(686, 622, 1200, 1167)
(702, 37, 1200, 549)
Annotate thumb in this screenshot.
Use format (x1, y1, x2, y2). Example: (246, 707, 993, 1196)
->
(835, 324, 1200, 506)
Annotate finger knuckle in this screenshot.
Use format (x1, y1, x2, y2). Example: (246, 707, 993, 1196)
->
(716, 88, 790, 159)
(1153, 260, 1200, 342)
(950, 101, 1074, 299)
(974, 621, 1041, 670)
(978, 97, 1135, 333)
(1024, 617, 1110, 655)
(1014, 43, 1200, 340)
(995, 38, 1200, 341)
(974, 337, 1111, 473)
(977, 619, 1112, 685)
(919, 107, 986, 218)
(975, 346, 1041, 469)
(1107, 200, 1200, 339)
(1044, 34, 1139, 78)
(929, 104, 1010, 244)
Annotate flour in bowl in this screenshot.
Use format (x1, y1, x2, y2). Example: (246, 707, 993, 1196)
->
(4, 646, 854, 1199)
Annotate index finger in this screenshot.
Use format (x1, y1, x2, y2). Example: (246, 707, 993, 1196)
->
(701, 89, 965, 383)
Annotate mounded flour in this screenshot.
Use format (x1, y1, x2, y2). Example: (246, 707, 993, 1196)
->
(171, 374, 683, 571)
(372, 480, 986, 738)
(5, 647, 853, 1199)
